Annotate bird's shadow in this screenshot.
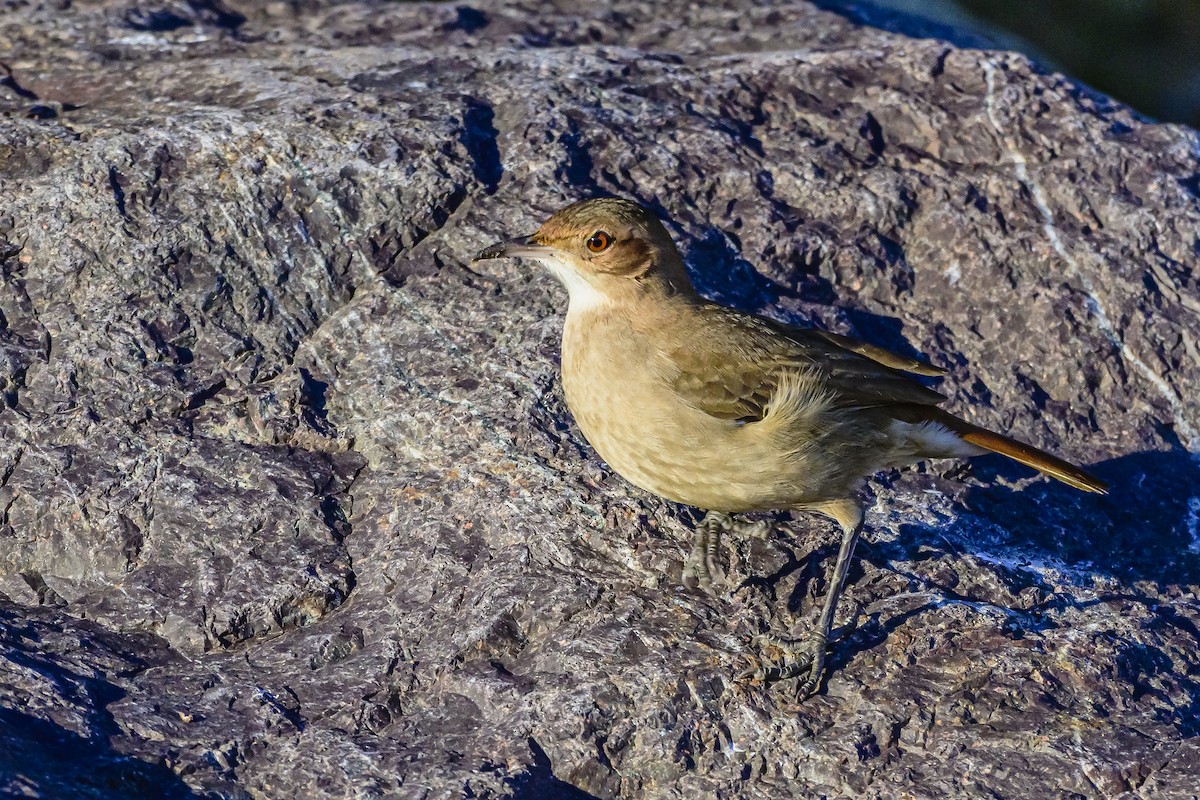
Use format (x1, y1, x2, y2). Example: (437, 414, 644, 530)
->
(797, 448, 1200, 623)
(961, 447, 1200, 586)
(839, 449, 1200, 735)
(823, 448, 1200, 719)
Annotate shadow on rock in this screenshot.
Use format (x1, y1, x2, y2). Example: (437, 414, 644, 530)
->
(506, 738, 603, 800)
(964, 447, 1200, 585)
(0, 706, 219, 800)
(682, 225, 939, 371)
(811, 0, 1001, 50)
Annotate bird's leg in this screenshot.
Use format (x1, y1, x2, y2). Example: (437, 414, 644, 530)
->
(744, 499, 865, 699)
(682, 510, 732, 591)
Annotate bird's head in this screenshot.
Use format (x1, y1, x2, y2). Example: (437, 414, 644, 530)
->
(472, 197, 695, 309)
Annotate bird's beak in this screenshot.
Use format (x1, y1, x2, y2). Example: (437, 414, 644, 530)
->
(471, 235, 554, 263)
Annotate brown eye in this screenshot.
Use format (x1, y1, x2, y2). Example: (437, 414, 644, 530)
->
(586, 231, 612, 253)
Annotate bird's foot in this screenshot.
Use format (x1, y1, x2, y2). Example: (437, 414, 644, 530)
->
(740, 633, 828, 699)
(682, 513, 774, 592)
(739, 519, 772, 540)
(740, 602, 862, 700)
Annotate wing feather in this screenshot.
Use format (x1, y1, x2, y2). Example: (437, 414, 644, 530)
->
(667, 304, 945, 422)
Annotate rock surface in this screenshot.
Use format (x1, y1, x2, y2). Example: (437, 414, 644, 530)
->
(2, 0, 1200, 797)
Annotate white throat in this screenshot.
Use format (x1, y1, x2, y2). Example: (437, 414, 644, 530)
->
(535, 254, 611, 313)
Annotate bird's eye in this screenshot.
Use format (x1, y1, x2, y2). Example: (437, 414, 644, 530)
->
(586, 231, 612, 253)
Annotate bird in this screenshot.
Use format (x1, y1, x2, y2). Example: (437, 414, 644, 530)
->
(472, 196, 1107, 698)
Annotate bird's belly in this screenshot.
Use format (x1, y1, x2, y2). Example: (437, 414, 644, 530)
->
(563, 380, 807, 512)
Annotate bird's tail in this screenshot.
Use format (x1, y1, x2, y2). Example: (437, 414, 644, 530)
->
(902, 407, 1109, 494)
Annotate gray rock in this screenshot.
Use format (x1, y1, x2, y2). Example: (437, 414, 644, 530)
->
(1, 0, 1199, 797)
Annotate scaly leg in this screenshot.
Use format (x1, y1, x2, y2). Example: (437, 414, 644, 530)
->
(682, 510, 732, 591)
(745, 499, 865, 698)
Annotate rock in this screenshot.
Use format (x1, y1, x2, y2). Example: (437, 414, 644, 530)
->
(1, 0, 1199, 797)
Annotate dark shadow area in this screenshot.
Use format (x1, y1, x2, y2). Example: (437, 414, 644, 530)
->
(781, 537, 839, 617)
(0, 605, 214, 798)
(453, 6, 489, 34)
(804, 448, 1200, 734)
(683, 226, 783, 313)
(461, 98, 503, 194)
(962, 448, 1200, 585)
(812, 0, 1002, 51)
(556, 112, 599, 192)
(820, 451, 1200, 624)
(124, 0, 246, 33)
(0, 707, 214, 800)
(299, 366, 334, 435)
(826, 599, 938, 677)
(506, 738, 603, 800)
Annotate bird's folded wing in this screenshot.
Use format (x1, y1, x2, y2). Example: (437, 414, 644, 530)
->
(803, 328, 946, 377)
(667, 305, 946, 422)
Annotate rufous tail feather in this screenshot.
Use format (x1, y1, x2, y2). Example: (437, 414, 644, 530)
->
(914, 407, 1109, 494)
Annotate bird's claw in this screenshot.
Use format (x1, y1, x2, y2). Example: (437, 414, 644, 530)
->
(683, 513, 774, 592)
(740, 632, 829, 699)
(741, 519, 772, 539)
(682, 546, 724, 591)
